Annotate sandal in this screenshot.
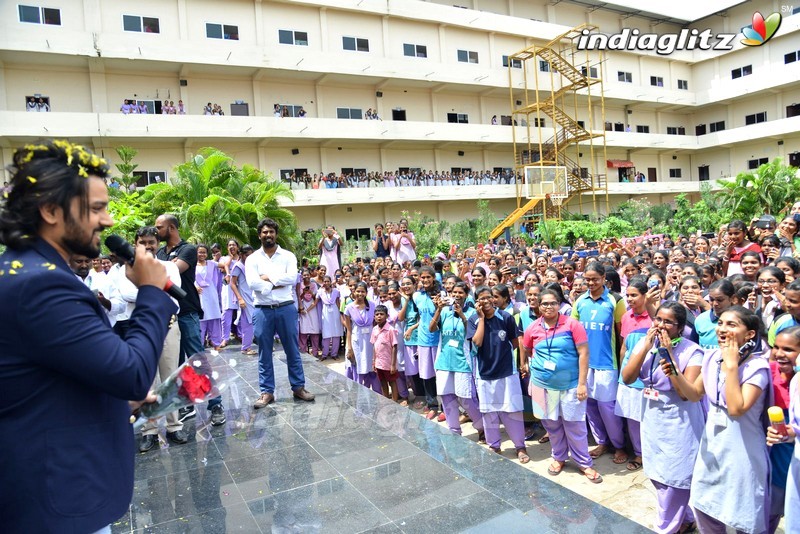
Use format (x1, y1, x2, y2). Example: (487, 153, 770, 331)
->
(425, 409, 438, 420)
(516, 448, 530, 464)
(489, 446, 502, 455)
(626, 458, 643, 471)
(589, 444, 609, 459)
(547, 460, 565, 476)
(612, 449, 629, 465)
(241, 349, 258, 356)
(399, 399, 409, 407)
(580, 467, 603, 484)
(538, 433, 550, 444)
(477, 430, 486, 444)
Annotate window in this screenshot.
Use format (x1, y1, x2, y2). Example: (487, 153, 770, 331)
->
(577, 120, 585, 128)
(132, 171, 167, 188)
(446, 113, 469, 124)
(618, 71, 632, 83)
(343, 36, 369, 52)
(614, 122, 625, 132)
(18, 5, 60, 25)
(669, 168, 682, 178)
(666, 126, 686, 135)
(748, 157, 768, 170)
(403, 43, 427, 58)
(24, 95, 51, 111)
(786, 50, 800, 64)
(277, 104, 304, 118)
(345, 228, 371, 241)
(745, 111, 767, 125)
(731, 65, 752, 79)
(336, 107, 363, 119)
(341, 168, 367, 177)
(279, 29, 308, 46)
(709, 120, 725, 133)
(123, 15, 160, 33)
(581, 66, 598, 78)
(650, 76, 664, 87)
(539, 60, 550, 72)
(533, 117, 546, 127)
(502, 55, 522, 68)
(206, 23, 238, 40)
(457, 50, 479, 64)
(635, 125, 650, 133)
(677, 79, 689, 90)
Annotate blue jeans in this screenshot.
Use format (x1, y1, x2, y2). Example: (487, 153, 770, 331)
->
(178, 313, 222, 410)
(253, 304, 305, 393)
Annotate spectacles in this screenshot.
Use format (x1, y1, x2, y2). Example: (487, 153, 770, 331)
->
(757, 279, 780, 285)
(653, 317, 678, 327)
(539, 302, 559, 308)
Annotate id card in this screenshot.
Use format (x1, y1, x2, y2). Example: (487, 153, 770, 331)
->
(643, 388, 660, 401)
(543, 360, 557, 371)
(712, 408, 727, 429)
(447, 339, 460, 348)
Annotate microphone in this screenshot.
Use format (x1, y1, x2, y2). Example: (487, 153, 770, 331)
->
(105, 234, 187, 300)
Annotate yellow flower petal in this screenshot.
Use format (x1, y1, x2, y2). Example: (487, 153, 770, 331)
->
(8, 269, 17, 275)
(10, 260, 23, 269)
(27, 176, 37, 184)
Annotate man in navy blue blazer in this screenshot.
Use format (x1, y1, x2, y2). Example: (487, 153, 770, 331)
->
(0, 141, 176, 533)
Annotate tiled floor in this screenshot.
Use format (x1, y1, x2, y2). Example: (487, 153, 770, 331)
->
(113, 350, 651, 533)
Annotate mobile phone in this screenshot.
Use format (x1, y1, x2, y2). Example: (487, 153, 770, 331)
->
(551, 255, 563, 263)
(443, 296, 454, 305)
(509, 267, 519, 275)
(588, 249, 599, 257)
(648, 279, 660, 290)
(753, 286, 760, 296)
(586, 241, 598, 248)
(701, 232, 716, 239)
(560, 246, 571, 254)
(466, 258, 474, 263)
(577, 251, 588, 258)
(657, 346, 676, 375)
(794, 213, 800, 224)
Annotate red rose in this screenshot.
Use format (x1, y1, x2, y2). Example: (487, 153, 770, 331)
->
(178, 365, 212, 402)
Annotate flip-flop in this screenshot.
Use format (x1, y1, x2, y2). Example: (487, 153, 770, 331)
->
(581, 468, 603, 484)
(538, 434, 550, 444)
(626, 459, 643, 471)
(612, 450, 629, 464)
(589, 445, 608, 459)
(547, 460, 565, 475)
(516, 448, 530, 464)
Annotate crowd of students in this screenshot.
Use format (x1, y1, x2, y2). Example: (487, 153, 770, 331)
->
(284, 168, 517, 189)
(213, 205, 799, 534)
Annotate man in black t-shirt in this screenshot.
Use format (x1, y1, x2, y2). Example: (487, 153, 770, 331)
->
(155, 213, 226, 426)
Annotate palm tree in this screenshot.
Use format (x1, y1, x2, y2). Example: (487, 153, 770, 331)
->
(141, 148, 298, 249)
(718, 158, 800, 221)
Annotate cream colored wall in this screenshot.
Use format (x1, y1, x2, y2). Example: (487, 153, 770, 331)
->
(510, 1, 547, 22)
(387, 17, 440, 60)
(326, 10, 384, 56)
(104, 71, 181, 111)
(435, 93, 481, 123)
(492, 34, 529, 65)
(443, 27, 490, 66)
(262, 2, 321, 51)
(320, 85, 375, 117)
(730, 94, 777, 126)
(607, 53, 643, 84)
(179, 76, 254, 115)
(259, 81, 317, 116)
(100, 1, 181, 36)
(321, 148, 381, 173)
(380, 149, 437, 171)
(691, 104, 728, 127)
(3, 65, 92, 112)
(378, 89, 432, 122)
(185, 0, 256, 43)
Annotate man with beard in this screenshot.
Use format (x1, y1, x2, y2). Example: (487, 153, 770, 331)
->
(70, 253, 116, 315)
(154, 213, 226, 426)
(246, 217, 315, 407)
(0, 140, 174, 532)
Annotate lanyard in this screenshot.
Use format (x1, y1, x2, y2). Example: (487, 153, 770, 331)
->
(539, 316, 562, 361)
(714, 352, 750, 407)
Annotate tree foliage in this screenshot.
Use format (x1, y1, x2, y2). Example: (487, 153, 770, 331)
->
(717, 158, 800, 221)
(109, 147, 299, 250)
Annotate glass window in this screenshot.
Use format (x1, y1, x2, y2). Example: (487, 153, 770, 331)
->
(343, 36, 355, 50)
(43, 7, 60, 25)
(206, 23, 223, 39)
(123, 15, 142, 32)
(279, 29, 293, 44)
(19, 5, 41, 23)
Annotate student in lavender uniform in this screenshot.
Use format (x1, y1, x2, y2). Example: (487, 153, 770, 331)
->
(468, 286, 530, 463)
(522, 289, 600, 482)
(344, 282, 380, 393)
(666, 306, 771, 534)
(229, 245, 256, 356)
(195, 244, 223, 350)
(784, 369, 800, 532)
(316, 275, 343, 360)
(622, 302, 705, 534)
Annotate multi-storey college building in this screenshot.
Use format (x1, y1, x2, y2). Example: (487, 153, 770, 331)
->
(1, 0, 799, 239)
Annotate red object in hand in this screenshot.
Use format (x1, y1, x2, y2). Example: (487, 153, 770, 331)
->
(178, 365, 212, 401)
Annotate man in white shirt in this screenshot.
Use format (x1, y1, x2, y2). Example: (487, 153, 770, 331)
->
(125, 226, 186, 452)
(70, 254, 123, 324)
(245, 218, 315, 407)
